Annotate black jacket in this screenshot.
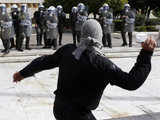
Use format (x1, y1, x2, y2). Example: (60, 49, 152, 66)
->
(20, 44, 152, 110)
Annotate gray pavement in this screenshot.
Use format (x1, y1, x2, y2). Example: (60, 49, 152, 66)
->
(0, 33, 160, 120)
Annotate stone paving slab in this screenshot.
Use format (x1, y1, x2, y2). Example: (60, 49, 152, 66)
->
(0, 32, 160, 120)
(0, 47, 160, 63)
(0, 56, 160, 120)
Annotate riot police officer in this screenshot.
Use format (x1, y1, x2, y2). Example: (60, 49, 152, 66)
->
(121, 4, 136, 47)
(75, 3, 88, 43)
(34, 4, 45, 46)
(57, 5, 66, 46)
(44, 6, 58, 50)
(10, 4, 19, 49)
(100, 4, 113, 48)
(0, 4, 13, 54)
(18, 4, 32, 51)
(70, 6, 78, 45)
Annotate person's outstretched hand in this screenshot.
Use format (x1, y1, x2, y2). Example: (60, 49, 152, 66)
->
(142, 37, 157, 52)
(13, 72, 24, 83)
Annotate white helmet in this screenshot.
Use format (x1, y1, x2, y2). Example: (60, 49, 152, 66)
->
(77, 3, 85, 11)
(48, 6, 55, 11)
(11, 4, 18, 9)
(103, 3, 109, 11)
(124, 4, 130, 7)
(72, 6, 78, 13)
(99, 7, 103, 14)
(0, 4, 6, 8)
(38, 4, 44, 8)
(21, 4, 28, 12)
(0, 4, 6, 14)
(57, 5, 62, 9)
(48, 6, 57, 16)
(57, 5, 63, 13)
(38, 4, 44, 11)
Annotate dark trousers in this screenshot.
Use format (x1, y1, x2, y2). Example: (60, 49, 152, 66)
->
(102, 33, 112, 47)
(43, 32, 48, 47)
(10, 38, 15, 48)
(121, 31, 132, 45)
(77, 31, 81, 43)
(58, 28, 63, 45)
(36, 27, 43, 46)
(46, 38, 57, 49)
(2, 38, 10, 51)
(72, 30, 78, 45)
(51, 39, 57, 49)
(15, 32, 19, 49)
(25, 37, 30, 49)
(17, 34, 30, 50)
(53, 97, 96, 120)
(17, 34, 23, 50)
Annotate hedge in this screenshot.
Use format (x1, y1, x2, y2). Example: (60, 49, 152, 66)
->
(135, 26, 158, 32)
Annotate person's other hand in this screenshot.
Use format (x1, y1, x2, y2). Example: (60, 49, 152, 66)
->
(13, 72, 24, 83)
(141, 37, 157, 52)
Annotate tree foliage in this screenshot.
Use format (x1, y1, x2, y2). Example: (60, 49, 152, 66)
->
(128, 0, 160, 19)
(153, 8, 160, 18)
(104, 0, 128, 17)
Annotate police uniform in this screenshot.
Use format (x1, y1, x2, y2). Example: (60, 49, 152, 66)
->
(0, 12, 12, 54)
(100, 9, 113, 48)
(10, 9, 19, 49)
(34, 6, 45, 46)
(18, 6, 32, 51)
(57, 11, 66, 45)
(70, 7, 78, 45)
(44, 7, 58, 50)
(121, 5, 136, 47)
(75, 10, 88, 43)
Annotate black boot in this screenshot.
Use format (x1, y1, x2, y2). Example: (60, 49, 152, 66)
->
(1, 49, 6, 53)
(2, 39, 10, 54)
(1, 49, 9, 54)
(17, 35, 24, 51)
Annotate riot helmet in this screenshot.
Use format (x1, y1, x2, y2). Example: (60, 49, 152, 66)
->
(48, 6, 56, 16)
(103, 4, 109, 11)
(38, 4, 44, 11)
(57, 5, 63, 14)
(124, 4, 130, 11)
(11, 4, 18, 12)
(0, 4, 6, 15)
(71, 6, 78, 13)
(21, 4, 27, 13)
(77, 3, 85, 12)
(98, 7, 103, 15)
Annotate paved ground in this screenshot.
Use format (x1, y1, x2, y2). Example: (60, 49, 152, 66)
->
(0, 33, 160, 120)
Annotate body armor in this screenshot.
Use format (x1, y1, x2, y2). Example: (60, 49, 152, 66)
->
(19, 12, 32, 37)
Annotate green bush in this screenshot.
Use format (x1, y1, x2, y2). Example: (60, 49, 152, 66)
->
(113, 19, 123, 31)
(145, 18, 160, 26)
(135, 26, 158, 32)
(152, 8, 160, 18)
(135, 14, 146, 26)
(135, 26, 147, 32)
(146, 26, 158, 31)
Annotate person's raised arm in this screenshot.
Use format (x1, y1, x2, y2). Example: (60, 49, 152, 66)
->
(13, 46, 65, 83)
(91, 38, 156, 90)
